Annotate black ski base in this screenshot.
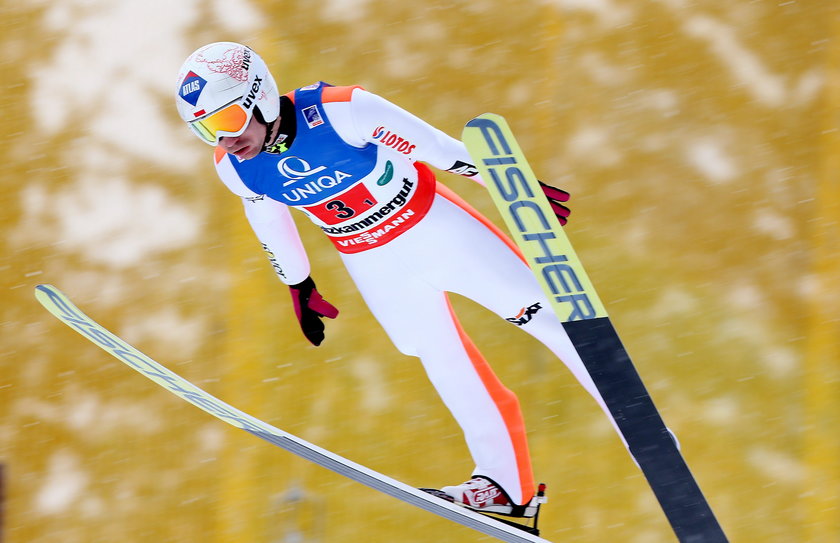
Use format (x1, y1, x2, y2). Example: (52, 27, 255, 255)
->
(565, 317, 728, 543)
(419, 484, 546, 537)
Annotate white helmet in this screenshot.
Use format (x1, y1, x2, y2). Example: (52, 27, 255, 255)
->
(175, 42, 280, 145)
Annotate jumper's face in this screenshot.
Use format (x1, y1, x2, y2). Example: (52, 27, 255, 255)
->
(217, 114, 267, 160)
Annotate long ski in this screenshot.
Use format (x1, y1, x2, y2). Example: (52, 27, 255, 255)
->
(34, 284, 551, 543)
(462, 114, 728, 543)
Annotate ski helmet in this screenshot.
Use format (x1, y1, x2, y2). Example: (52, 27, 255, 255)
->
(175, 42, 280, 145)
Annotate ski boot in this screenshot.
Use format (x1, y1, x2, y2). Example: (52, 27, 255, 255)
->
(421, 477, 547, 535)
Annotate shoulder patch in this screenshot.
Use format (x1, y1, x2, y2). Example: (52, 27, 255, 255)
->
(321, 85, 364, 103)
(214, 146, 228, 164)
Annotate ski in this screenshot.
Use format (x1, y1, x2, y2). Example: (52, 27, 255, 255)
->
(34, 284, 551, 543)
(462, 114, 728, 543)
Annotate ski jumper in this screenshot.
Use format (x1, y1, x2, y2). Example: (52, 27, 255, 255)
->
(213, 82, 617, 505)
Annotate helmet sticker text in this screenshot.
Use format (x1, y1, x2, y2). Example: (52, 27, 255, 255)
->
(179, 71, 207, 106)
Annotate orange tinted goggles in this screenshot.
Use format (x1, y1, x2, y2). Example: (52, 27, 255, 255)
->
(189, 102, 250, 145)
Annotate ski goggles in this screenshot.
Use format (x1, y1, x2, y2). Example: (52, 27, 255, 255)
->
(189, 101, 250, 145)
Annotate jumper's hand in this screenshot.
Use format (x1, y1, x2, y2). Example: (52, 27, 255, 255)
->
(538, 181, 571, 226)
(289, 276, 339, 346)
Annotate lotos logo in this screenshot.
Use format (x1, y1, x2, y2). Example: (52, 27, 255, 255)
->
(371, 126, 416, 155)
(179, 71, 207, 106)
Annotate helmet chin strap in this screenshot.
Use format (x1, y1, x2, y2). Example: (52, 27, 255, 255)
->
(253, 106, 278, 151)
(262, 119, 279, 151)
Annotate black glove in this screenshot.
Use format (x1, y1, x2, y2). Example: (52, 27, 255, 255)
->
(538, 181, 571, 225)
(289, 276, 339, 346)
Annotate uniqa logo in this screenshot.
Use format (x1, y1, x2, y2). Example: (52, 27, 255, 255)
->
(278, 156, 328, 181)
(277, 156, 353, 202)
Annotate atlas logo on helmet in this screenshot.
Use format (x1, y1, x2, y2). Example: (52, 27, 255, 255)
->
(179, 71, 207, 106)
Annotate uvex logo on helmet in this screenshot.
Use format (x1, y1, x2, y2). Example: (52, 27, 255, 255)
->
(238, 47, 262, 111)
(242, 76, 263, 111)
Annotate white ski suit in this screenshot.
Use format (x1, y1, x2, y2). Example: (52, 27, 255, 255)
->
(212, 82, 613, 505)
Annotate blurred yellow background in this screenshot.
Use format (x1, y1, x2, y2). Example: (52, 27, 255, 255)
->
(1, 1, 837, 542)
